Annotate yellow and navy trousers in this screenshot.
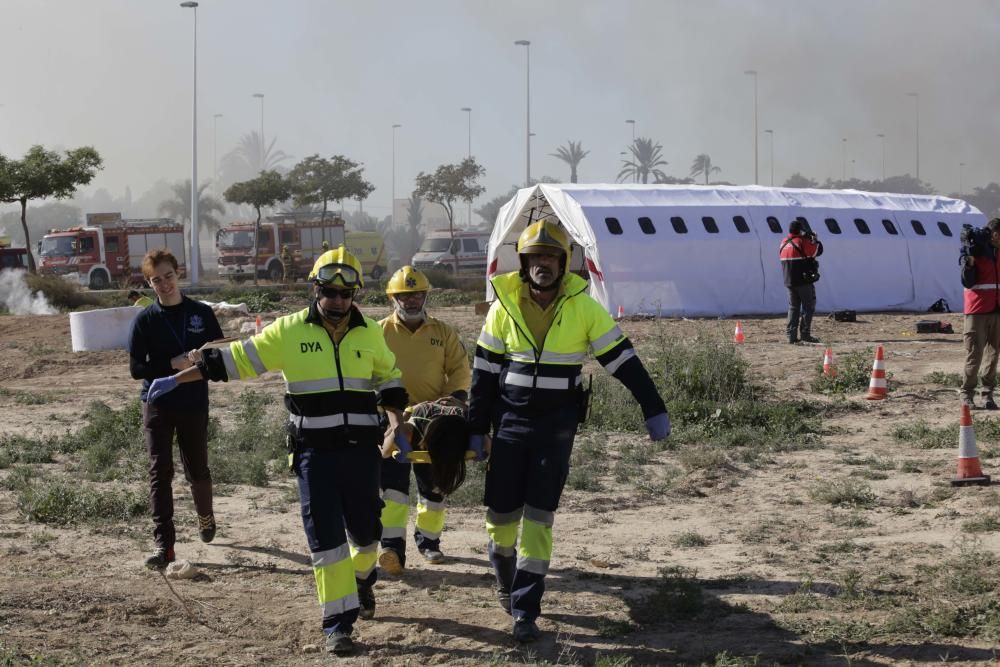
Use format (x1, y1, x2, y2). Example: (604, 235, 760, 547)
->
(379, 458, 446, 563)
(484, 405, 578, 622)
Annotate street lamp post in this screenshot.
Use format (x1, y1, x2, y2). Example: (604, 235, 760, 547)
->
(841, 137, 848, 181)
(252, 93, 265, 172)
(515, 40, 531, 186)
(180, 1, 200, 286)
(876, 133, 886, 181)
(960, 162, 966, 194)
(461, 107, 472, 226)
(212, 113, 223, 192)
(764, 129, 774, 186)
(625, 119, 636, 182)
(907, 92, 920, 180)
(744, 70, 758, 184)
(391, 124, 401, 227)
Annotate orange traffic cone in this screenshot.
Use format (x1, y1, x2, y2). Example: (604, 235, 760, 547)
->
(616, 305, 625, 320)
(864, 345, 887, 400)
(255, 315, 263, 335)
(733, 321, 745, 344)
(951, 403, 991, 486)
(822, 347, 836, 378)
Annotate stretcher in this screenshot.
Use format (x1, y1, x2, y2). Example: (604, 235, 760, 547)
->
(403, 450, 477, 464)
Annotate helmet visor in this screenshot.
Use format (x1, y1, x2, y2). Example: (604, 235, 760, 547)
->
(315, 263, 361, 287)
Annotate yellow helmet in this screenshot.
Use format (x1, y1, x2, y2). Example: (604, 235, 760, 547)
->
(308, 245, 364, 287)
(385, 266, 431, 296)
(517, 219, 570, 257)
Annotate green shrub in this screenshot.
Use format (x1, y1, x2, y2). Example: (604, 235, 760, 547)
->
(0, 434, 60, 468)
(808, 478, 877, 508)
(812, 347, 882, 394)
(630, 565, 704, 623)
(893, 421, 956, 449)
(23, 273, 108, 311)
(924, 371, 962, 388)
(17, 478, 146, 526)
(208, 389, 287, 486)
(60, 400, 146, 481)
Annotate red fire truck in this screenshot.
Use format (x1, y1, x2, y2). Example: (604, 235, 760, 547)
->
(0, 236, 30, 273)
(38, 213, 186, 289)
(216, 213, 346, 281)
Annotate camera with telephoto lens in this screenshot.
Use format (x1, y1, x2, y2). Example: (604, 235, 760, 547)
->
(961, 224, 992, 257)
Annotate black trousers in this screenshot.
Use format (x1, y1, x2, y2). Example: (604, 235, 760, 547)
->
(142, 401, 213, 549)
(786, 283, 817, 340)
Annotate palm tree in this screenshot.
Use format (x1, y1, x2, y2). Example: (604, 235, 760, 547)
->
(158, 180, 226, 274)
(549, 140, 590, 183)
(690, 154, 722, 185)
(220, 131, 292, 187)
(617, 138, 669, 184)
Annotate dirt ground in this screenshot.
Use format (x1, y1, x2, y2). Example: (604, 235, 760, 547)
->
(2, 304, 1000, 666)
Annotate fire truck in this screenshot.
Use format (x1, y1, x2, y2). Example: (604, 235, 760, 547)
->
(0, 236, 30, 273)
(216, 213, 346, 281)
(38, 213, 186, 289)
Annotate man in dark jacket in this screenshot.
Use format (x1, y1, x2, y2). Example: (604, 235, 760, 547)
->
(779, 220, 824, 344)
(959, 218, 1000, 409)
(127, 249, 224, 568)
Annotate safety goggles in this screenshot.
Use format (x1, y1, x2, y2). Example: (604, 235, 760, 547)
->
(319, 286, 357, 300)
(314, 263, 360, 287)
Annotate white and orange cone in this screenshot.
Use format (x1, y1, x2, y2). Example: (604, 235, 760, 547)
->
(616, 305, 625, 320)
(864, 345, 887, 400)
(822, 347, 836, 378)
(255, 315, 263, 335)
(951, 403, 991, 486)
(733, 321, 745, 344)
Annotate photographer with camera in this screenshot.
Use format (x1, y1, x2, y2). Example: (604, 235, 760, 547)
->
(959, 218, 1000, 409)
(779, 219, 824, 344)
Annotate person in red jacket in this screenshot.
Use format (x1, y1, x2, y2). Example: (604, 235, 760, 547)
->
(779, 220, 823, 344)
(959, 218, 1000, 409)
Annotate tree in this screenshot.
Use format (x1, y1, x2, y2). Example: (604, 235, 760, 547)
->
(223, 171, 291, 286)
(550, 140, 590, 183)
(157, 180, 226, 275)
(0, 145, 102, 273)
(288, 155, 374, 224)
(690, 154, 721, 185)
(219, 131, 292, 188)
(617, 138, 668, 184)
(965, 182, 1000, 218)
(414, 157, 485, 272)
(783, 173, 819, 189)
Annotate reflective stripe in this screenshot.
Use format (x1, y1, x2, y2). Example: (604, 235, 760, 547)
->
(539, 350, 586, 364)
(478, 330, 505, 351)
(286, 377, 373, 393)
(603, 348, 636, 374)
(517, 556, 550, 575)
(347, 539, 377, 554)
(487, 507, 523, 526)
(591, 326, 624, 353)
(242, 339, 267, 376)
(970, 284, 1000, 290)
(508, 351, 537, 363)
(289, 413, 380, 429)
(221, 347, 240, 380)
(312, 543, 351, 567)
(474, 356, 503, 374)
(321, 593, 360, 617)
(343, 377, 373, 390)
(490, 543, 517, 557)
(415, 525, 442, 540)
(376, 378, 404, 392)
(381, 526, 406, 539)
(417, 495, 445, 513)
(504, 372, 574, 390)
(383, 489, 409, 505)
(524, 505, 555, 527)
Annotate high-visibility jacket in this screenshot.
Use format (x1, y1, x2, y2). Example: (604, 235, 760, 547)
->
(469, 271, 665, 434)
(779, 233, 823, 287)
(961, 250, 1000, 314)
(216, 302, 408, 446)
(379, 313, 470, 405)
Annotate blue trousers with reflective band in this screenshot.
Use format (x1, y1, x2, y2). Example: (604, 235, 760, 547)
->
(380, 457, 445, 565)
(296, 444, 383, 635)
(484, 406, 577, 622)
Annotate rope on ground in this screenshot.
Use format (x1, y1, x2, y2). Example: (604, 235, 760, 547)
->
(156, 571, 238, 637)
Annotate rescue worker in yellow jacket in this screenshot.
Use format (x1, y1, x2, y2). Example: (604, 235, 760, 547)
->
(469, 219, 669, 643)
(146, 247, 408, 657)
(376, 266, 471, 574)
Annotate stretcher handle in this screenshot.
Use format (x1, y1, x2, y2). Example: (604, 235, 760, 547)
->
(404, 450, 477, 464)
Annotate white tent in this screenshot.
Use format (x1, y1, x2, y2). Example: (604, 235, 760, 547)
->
(487, 184, 983, 317)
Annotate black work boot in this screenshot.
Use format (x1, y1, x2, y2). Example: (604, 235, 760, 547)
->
(357, 583, 376, 620)
(496, 585, 512, 614)
(326, 630, 354, 656)
(985, 392, 998, 410)
(513, 618, 541, 643)
(144, 546, 175, 570)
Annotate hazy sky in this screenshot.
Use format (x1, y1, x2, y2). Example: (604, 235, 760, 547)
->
(2, 0, 998, 219)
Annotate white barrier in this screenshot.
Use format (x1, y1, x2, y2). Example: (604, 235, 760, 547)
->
(70, 306, 141, 352)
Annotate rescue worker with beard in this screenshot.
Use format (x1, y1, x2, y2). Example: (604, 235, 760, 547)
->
(469, 219, 669, 643)
(145, 246, 408, 657)
(376, 266, 471, 574)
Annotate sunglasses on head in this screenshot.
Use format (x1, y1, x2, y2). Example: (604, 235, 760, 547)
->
(315, 263, 360, 287)
(319, 286, 356, 300)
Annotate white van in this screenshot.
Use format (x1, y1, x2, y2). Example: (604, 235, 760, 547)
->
(412, 230, 489, 274)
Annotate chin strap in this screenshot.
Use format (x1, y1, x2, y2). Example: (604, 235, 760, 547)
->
(317, 298, 349, 324)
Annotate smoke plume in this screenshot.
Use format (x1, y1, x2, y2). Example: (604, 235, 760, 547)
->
(0, 270, 58, 315)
